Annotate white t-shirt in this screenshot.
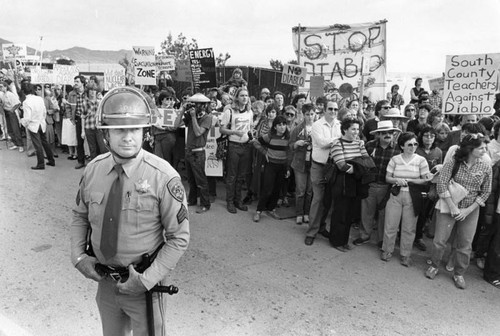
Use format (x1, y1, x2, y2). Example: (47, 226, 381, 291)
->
(221, 108, 253, 143)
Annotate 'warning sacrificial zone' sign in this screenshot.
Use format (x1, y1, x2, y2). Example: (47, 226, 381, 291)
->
(188, 48, 216, 90)
(282, 64, 307, 87)
(133, 46, 156, 85)
(443, 53, 500, 114)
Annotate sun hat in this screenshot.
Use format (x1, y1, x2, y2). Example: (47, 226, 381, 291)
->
(370, 120, 402, 134)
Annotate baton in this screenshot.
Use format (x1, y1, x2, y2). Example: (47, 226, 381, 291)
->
(146, 285, 179, 336)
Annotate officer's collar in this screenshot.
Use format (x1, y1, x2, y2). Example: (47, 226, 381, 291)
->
(106, 149, 144, 178)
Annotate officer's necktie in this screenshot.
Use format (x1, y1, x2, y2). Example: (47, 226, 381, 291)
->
(100, 164, 124, 260)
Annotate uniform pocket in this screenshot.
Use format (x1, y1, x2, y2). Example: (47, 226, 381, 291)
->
(88, 191, 105, 224)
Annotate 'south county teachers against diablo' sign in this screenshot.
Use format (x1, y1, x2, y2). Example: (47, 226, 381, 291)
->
(292, 20, 387, 101)
(443, 53, 500, 114)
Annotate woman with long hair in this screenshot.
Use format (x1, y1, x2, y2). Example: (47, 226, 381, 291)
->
(252, 115, 291, 222)
(220, 87, 254, 213)
(426, 134, 492, 289)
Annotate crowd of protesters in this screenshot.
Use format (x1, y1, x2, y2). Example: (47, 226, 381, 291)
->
(2, 68, 500, 291)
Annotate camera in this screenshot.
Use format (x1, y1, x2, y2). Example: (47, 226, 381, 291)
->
(183, 103, 196, 124)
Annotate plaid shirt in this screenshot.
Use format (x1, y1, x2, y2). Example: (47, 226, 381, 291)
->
(429, 92, 442, 109)
(437, 158, 492, 208)
(83, 100, 98, 129)
(365, 139, 400, 184)
(75, 92, 85, 117)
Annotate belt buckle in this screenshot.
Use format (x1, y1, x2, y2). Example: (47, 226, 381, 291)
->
(108, 271, 122, 282)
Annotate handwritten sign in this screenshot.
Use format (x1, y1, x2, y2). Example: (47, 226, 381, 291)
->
(53, 64, 79, 85)
(30, 67, 55, 84)
(188, 48, 216, 90)
(156, 55, 175, 72)
(2, 43, 27, 60)
(443, 53, 500, 114)
(205, 121, 223, 177)
(282, 64, 307, 87)
(292, 21, 387, 101)
(133, 46, 156, 85)
(155, 108, 182, 127)
(309, 76, 325, 101)
(104, 68, 126, 90)
(428, 76, 444, 92)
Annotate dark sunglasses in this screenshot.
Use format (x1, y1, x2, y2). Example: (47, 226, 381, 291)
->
(327, 107, 339, 111)
(406, 142, 419, 147)
(380, 131, 394, 135)
(382, 106, 391, 109)
(285, 113, 295, 117)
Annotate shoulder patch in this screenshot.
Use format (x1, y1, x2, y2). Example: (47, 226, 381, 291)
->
(177, 204, 188, 224)
(167, 177, 185, 203)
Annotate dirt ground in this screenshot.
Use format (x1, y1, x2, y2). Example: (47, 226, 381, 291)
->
(1, 147, 499, 336)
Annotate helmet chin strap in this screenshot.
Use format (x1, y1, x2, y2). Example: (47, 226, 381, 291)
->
(102, 131, 142, 160)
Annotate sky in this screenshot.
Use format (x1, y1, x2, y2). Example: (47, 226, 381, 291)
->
(1, 0, 500, 76)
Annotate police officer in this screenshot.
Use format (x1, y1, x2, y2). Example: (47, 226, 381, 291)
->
(70, 86, 190, 336)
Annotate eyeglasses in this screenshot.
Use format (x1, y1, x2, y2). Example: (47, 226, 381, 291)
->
(408, 108, 415, 111)
(423, 134, 436, 138)
(327, 107, 339, 111)
(382, 106, 391, 109)
(285, 113, 295, 117)
(380, 131, 394, 135)
(406, 142, 419, 147)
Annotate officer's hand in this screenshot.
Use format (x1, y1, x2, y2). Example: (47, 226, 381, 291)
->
(116, 265, 147, 295)
(75, 256, 103, 282)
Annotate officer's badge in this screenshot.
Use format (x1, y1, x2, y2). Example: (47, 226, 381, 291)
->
(135, 179, 150, 194)
(167, 177, 185, 202)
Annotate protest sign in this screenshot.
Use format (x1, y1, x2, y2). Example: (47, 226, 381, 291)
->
(30, 67, 55, 84)
(172, 60, 193, 82)
(205, 122, 223, 177)
(156, 108, 182, 127)
(282, 64, 307, 87)
(2, 43, 27, 60)
(132, 46, 156, 85)
(156, 55, 175, 72)
(310, 76, 325, 99)
(189, 48, 217, 90)
(53, 64, 79, 85)
(428, 76, 444, 92)
(104, 68, 126, 90)
(443, 53, 500, 114)
(292, 20, 387, 101)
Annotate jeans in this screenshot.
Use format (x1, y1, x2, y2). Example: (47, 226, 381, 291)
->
(306, 162, 328, 237)
(5, 109, 23, 147)
(225, 142, 251, 204)
(382, 191, 418, 257)
(154, 132, 177, 166)
(330, 194, 357, 247)
(294, 169, 312, 216)
(360, 183, 389, 242)
(75, 117, 85, 164)
(185, 150, 210, 208)
(431, 208, 480, 276)
(257, 162, 286, 212)
(29, 126, 54, 167)
(85, 128, 108, 160)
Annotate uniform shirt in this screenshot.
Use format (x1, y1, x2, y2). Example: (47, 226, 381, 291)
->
(221, 108, 253, 143)
(311, 117, 342, 164)
(387, 154, 430, 191)
(186, 113, 212, 150)
(21, 94, 47, 133)
(70, 150, 190, 290)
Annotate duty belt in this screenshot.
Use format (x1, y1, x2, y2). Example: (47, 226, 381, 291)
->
(95, 242, 165, 282)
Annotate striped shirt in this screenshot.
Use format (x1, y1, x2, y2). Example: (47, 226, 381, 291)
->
(330, 138, 368, 170)
(386, 154, 430, 191)
(254, 133, 290, 164)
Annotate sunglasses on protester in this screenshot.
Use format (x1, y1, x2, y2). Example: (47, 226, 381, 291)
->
(380, 131, 394, 135)
(285, 113, 295, 117)
(382, 106, 391, 109)
(327, 107, 339, 111)
(405, 142, 419, 147)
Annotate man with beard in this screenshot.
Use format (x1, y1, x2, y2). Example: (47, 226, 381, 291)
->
(353, 120, 401, 247)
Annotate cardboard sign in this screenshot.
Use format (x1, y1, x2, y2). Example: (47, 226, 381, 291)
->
(188, 48, 217, 90)
(443, 53, 500, 114)
(30, 67, 55, 84)
(132, 46, 156, 85)
(428, 77, 445, 92)
(2, 43, 27, 60)
(292, 21, 387, 101)
(282, 64, 307, 87)
(53, 64, 80, 85)
(104, 68, 126, 90)
(172, 60, 193, 82)
(205, 120, 223, 177)
(156, 55, 175, 71)
(155, 108, 182, 127)
(310, 76, 325, 99)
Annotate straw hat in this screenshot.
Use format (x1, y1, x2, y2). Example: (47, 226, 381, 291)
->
(382, 107, 408, 120)
(370, 120, 402, 135)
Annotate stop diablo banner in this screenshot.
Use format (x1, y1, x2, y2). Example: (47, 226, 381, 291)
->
(292, 20, 387, 102)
